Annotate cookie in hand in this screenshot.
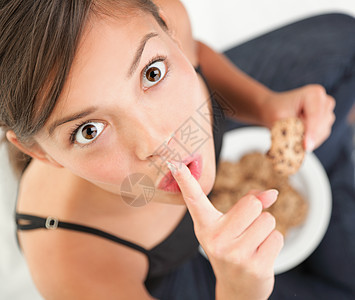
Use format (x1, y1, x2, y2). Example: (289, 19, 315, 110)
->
(266, 117, 305, 176)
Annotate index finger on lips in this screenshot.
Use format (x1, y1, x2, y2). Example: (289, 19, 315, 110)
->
(166, 160, 220, 228)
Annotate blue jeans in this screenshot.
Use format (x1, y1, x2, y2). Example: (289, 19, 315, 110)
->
(147, 13, 355, 300)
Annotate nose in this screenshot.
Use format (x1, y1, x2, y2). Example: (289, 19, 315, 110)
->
(126, 113, 172, 161)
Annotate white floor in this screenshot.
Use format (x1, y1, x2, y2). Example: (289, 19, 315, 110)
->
(1, 1, 354, 300)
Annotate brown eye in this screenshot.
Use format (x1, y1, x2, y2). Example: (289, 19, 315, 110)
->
(82, 124, 97, 139)
(75, 122, 105, 145)
(146, 67, 161, 82)
(143, 60, 166, 88)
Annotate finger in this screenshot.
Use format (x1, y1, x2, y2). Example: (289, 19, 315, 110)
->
(221, 194, 263, 238)
(326, 95, 336, 112)
(323, 96, 336, 128)
(305, 95, 335, 150)
(253, 189, 279, 209)
(166, 160, 221, 228)
(255, 230, 284, 270)
(237, 212, 276, 253)
(303, 108, 323, 152)
(244, 189, 279, 209)
(302, 86, 327, 151)
(220, 190, 278, 238)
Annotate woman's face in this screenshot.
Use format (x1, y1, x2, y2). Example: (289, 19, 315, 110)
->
(34, 12, 216, 205)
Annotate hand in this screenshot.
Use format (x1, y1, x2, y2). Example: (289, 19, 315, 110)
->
(262, 84, 335, 151)
(166, 161, 284, 300)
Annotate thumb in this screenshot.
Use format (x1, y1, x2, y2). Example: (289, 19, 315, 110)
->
(166, 160, 221, 228)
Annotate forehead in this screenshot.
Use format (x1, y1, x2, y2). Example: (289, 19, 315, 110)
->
(45, 12, 164, 128)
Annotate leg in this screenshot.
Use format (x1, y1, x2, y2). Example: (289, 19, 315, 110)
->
(223, 13, 355, 299)
(270, 131, 355, 300)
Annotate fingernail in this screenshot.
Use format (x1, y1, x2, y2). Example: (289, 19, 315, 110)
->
(257, 189, 279, 198)
(257, 189, 279, 208)
(166, 160, 177, 175)
(269, 189, 279, 198)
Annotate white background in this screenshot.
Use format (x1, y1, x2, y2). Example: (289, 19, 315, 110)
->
(1, 1, 354, 299)
(181, 0, 355, 51)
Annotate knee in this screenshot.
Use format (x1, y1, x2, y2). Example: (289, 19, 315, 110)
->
(305, 12, 355, 28)
(295, 13, 355, 55)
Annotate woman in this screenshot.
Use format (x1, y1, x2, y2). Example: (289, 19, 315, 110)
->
(1, 1, 354, 299)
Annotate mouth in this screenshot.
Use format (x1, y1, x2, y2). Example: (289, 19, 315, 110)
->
(157, 154, 203, 193)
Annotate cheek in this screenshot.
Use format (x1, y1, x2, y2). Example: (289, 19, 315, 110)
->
(157, 62, 206, 136)
(173, 65, 202, 110)
(54, 146, 131, 185)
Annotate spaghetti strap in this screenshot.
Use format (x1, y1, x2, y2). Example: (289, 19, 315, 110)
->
(15, 213, 149, 256)
(194, 64, 202, 74)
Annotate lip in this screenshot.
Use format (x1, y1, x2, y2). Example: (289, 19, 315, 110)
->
(157, 154, 203, 193)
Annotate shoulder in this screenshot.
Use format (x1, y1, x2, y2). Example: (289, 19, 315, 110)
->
(17, 161, 152, 299)
(17, 159, 75, 215)
(153, 0, 198, 66)
(19, 223, 152, 299)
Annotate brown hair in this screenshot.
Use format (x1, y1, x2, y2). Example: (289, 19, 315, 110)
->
(0, 0, 167, 177)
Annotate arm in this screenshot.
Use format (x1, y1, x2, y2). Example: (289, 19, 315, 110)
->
(196, 41, 272, 126)
(155, 0, 273, 127)
(155, 0, 334, 151)
(196, 40, 335, 151)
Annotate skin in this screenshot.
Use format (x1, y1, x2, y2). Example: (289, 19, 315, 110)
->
(168, 161, 283, 300)
(6, 1, 335, 299)
(15, 12, 216, 207)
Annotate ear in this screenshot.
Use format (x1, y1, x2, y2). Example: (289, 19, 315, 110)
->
(6, 130, 63, 168)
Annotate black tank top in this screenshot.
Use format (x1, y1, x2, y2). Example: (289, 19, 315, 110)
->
(15, 65, 226, 283)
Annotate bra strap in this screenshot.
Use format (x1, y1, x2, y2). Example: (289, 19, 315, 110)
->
(194, 64, 202, 74)
(16, 213, 149, 255)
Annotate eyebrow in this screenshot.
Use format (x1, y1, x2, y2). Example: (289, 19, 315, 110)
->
(48, 106, 98, 136)
(127, 32, 159, 78)
(47, 33, 158, 136)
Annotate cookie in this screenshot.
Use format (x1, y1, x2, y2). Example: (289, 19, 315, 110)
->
(267, 117, 305, 176)
(210, 192, 234, 213)
(210, 150, 309, 237)
(266, 185, 308, 228)
(233, 179, 268, 200)
(239, 152, 280, 184)
(213, 161, 243, 192)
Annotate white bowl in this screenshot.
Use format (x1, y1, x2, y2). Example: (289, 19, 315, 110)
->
(199, 127, 332, 274)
